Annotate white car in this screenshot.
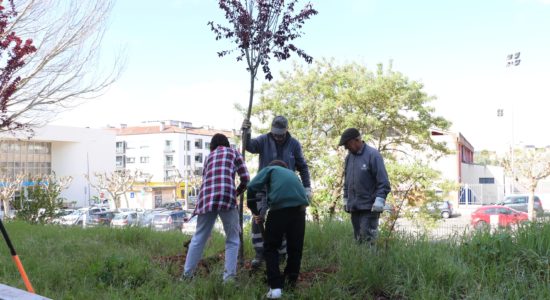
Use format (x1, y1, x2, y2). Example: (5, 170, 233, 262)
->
(110, 212, 139, 228)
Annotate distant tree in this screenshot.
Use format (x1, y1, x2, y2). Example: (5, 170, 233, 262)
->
(14, 173, 72, 224)
(209, 0, 317, 262)
(474, 150, 499, 165)
(86, 170, 144, 211)
(0, 173, 24, 219)
(502, 148, 550, 220)
(250, 60, 451, 219)
(1, 0, 120, 134)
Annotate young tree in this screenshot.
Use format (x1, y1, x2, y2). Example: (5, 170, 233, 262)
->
(209, 0, 317, 119)
(1, 0, 120, 134)
(502, 148, 550, 220)
(209, 0, 317, 261)
(0, 173, 24, 219)
(14, 173, 72, 224)
(86, 170, 144, 211)
(251, 60, 451, 219)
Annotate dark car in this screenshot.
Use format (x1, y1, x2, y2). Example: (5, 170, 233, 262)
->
(471, 205, 528, 229)
(152, 210, 188, 231)
(427, 201, 454, 219)
(497, 194, 544, 216)
(413, 201, 454, 219)
(86, 211, 116, 227)
(162, 201, 183, 211)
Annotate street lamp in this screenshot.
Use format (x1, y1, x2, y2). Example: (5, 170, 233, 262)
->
(505, 51, 521, 194)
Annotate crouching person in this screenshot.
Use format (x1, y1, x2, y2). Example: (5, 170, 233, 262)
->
(247, 160, 309, 299)
(182, 133, 249, 283)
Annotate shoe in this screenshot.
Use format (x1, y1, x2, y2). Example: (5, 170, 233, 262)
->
(179, 273, 193, 282)
(266, 288, 282, 299)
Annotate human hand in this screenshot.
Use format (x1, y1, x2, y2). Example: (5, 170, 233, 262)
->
(343, 197, 350, 213)
(241, 119, 251, 131)
(253, 215, 264, 224)
(304, 187, 312, 201)
(371, 197, 385, 212)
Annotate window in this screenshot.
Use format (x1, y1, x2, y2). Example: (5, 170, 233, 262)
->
(165, 155, 173, 166)
(194, 167, 203, 176)
(194, 153, 203, 163)
(186, 155, 191, 166)
(116, 141, 126, 153)
(195, 139, 203, 149)
(478, 177, 495, 184)
(116, 156, 125, 167)
(140, 156, 149, 163)
(205, 142, 211, 150)
(185, 141, 191, 151)
(165, 140, 172, 147)
(126, 157, 135, 164)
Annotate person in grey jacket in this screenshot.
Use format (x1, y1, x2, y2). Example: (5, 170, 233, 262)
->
(242, 115, 311, 267)
(339, 127, 391, 243)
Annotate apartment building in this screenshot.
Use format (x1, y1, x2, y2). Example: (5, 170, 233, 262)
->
(113, 120, 238, 208)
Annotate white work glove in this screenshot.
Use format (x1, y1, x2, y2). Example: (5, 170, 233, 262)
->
(371, 197, 385, 212)
(304, 187, 312, 201)
(343, 197, 350, 213)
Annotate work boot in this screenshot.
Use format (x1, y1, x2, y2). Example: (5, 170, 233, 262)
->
(266, 288, 282, 299)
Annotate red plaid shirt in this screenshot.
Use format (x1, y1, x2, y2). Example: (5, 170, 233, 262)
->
(194, 146, 249, 214)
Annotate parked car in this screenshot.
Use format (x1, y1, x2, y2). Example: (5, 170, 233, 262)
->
(86, 211, 116, 227)
(411, 201, 453, 219)
(162, 201, 183, 211)
(138, 208, 166, 228)
(110, 211, 139, 228)
(497, 194, 544, 216)
(470, 205, 528, 229)
(60, 207, 107, 226)
(152, 210, 187, 231)
(427, 201, 454, 219)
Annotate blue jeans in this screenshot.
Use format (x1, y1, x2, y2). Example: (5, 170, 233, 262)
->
(183, 208, 240, 281)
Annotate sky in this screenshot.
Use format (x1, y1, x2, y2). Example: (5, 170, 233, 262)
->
(50, 0, 550, 152)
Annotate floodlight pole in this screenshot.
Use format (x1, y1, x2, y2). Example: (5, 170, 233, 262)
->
(505, 51, 521, 194)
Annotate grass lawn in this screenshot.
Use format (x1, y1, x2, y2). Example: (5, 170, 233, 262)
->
(0, 219, 549, 299)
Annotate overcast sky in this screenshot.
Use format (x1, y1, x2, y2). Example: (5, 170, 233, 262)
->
(50, 0, 550, 152)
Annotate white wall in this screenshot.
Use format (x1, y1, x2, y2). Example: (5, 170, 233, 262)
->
(33, 125, 115, 207)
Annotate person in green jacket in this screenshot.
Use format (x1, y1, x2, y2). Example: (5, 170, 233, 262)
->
(247, 160, 309, 299)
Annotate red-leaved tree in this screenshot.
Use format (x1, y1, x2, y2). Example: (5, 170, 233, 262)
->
(0, 0, 36, 132)
(209, 0, 317, 264)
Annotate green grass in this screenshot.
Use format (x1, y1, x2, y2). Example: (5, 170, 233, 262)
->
(0, 220, 549, 299)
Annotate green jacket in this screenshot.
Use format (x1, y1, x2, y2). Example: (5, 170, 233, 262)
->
(247, 166, 309, 211)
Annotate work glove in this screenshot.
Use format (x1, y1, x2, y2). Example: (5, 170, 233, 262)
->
(371, 197, 385, 213)
(343, 197, 350, 213)
(241, 119, 251, 132)
(304, 187, 312, 201)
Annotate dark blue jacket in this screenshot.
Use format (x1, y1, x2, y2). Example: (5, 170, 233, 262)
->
(244, 132, 311, 188)
(343, 143, 391, 211)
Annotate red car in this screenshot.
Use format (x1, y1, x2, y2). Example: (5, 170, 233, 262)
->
(471, 205, 528, 229)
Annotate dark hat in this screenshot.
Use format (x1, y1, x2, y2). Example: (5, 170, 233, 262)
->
(271, 116, 288, 135)
(338, 128, 360, 146)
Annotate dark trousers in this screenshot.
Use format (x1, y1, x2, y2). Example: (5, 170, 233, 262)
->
(351, 210, 380, 243)
(264, 206, 306, 289)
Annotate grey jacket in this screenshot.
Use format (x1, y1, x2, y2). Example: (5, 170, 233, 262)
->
(343, 143, 391, 211)
(244, 132, 311, 188)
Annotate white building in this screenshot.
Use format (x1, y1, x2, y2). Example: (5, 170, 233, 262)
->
(430, 129, 505, 206)
(0, 125, 115, 207)
(113, 120, 238, 208)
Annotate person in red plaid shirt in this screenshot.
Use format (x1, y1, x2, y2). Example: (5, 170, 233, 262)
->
(182, 133, 249, 283)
